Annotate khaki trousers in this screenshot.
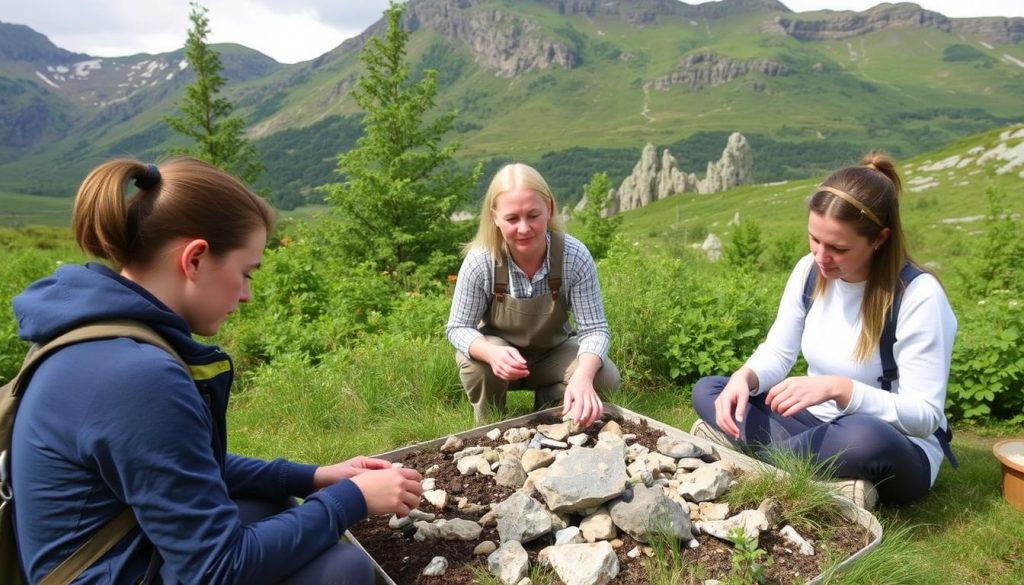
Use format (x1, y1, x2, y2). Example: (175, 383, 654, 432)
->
(456, 335, 621, 423)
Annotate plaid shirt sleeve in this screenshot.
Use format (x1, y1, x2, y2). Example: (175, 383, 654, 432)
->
(445, 248, 493, 357)
(563, 235, 612, 360)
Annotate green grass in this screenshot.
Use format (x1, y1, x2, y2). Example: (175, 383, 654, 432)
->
(0, 191, 72, 227)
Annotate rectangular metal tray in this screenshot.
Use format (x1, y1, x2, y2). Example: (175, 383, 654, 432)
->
(345, 404, 882, 585)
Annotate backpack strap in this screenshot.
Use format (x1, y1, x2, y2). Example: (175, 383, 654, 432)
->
(801, 263, 959, 468)
(3, 320, 185, 585)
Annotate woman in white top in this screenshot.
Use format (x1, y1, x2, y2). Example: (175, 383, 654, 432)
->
(691, 152, 957, 506)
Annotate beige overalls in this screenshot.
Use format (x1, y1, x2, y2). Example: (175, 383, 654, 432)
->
(455, 232, 621, 422)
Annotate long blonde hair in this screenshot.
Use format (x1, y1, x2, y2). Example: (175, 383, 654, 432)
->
(807, 152, 931, 362)
(464, 163, 564, 261)
(73, 157, 275, 268)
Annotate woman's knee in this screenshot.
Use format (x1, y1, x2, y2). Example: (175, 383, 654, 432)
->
(692, 375, 728, 417)
(283, 544, 375, 585)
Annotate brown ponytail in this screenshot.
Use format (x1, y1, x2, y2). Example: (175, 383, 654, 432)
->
(72, 157, 275, 268)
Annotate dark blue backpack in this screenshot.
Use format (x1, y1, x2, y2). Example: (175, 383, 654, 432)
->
(802, 263, 959, 468)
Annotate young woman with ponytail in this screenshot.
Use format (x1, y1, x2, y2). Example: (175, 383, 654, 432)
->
(690, 153, 957, 509)
(10, 158, 421, 584)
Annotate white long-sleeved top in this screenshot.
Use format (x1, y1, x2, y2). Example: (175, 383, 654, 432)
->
(744, 254, 957, 485)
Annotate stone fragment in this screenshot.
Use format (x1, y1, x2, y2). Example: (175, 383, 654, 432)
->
(555, 526, 585, 545)
(579, 507, 617, 542)
(421, 478, 436, 491)
(521, 448, 556, 472)
(452, 446, 485, 461)
(487, 428, 502, 441)
(495, 456, 528, 488)
(438, 518, 483, 541)
(495, 492, 553, 543)
(439, 435, 463, 453)
(780, 525, 815, 556)
(698, 502, 730, 521)
(568, 433, 589, 447)
(677, 463, 732, 502)
(422, 556, 447, 577)
(474, 540, 497, 556)
(540, 542, 620, 585)
(504, 427, 533, 443)
(608, 484, 693, 543)
(537, 423, 570, 441)
(488, 540, 530, 585)
(389, 514, 412, 530)
(408, 509, 435, 522)
(422, 489, 447, 510)
(601, 421, 623, 436)
(656, 436, 709, 459)
(696, 509, 770, 546)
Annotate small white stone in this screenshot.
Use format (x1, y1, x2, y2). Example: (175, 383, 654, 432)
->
(627, 546, 642, 558)
(422, 556, 448, 576)
(421, 478, 436, 491)
(486, 428, 502, 441)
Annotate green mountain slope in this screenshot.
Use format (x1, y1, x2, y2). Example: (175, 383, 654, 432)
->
(0, 0, 1021, 209)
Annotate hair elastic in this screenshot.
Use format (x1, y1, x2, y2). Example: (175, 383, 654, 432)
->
(134, 164, 161, 190)
(817, 185, 883, 227)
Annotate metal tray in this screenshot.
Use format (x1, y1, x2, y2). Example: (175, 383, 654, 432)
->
(345, 404, 883, 585)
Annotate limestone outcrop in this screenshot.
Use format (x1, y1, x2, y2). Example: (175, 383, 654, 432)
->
(648, 50, 790, 91)
(610, 132, 753, 214)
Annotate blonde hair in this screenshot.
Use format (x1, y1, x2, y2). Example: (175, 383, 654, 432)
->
(807, 151, 931, 361)
(464, 163, 564, 261)
(73, 157, 275, 268)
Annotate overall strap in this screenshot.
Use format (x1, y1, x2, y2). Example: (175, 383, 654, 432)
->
(493, 254, 509, 303)
(548, 232, 565, 301)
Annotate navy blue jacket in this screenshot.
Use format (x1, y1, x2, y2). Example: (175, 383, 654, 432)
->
(11, 263, 367, 584)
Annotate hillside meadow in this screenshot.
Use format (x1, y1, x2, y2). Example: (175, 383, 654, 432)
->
(1, 125, 1022, 583)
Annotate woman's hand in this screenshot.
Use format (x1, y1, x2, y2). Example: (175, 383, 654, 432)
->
(562, 375, 603, 428)
(313, 456, 393, 490)
(349, 467, 424, 517)
(485, 344, 530, 381)
(766, 375, 852, 417)
(714, 375, 752, 439)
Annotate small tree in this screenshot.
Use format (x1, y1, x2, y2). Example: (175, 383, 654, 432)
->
(323, 1, 479, 281)
(165, 2, 263, 184)
(572, 172, 622, 260)
(724, 216, 763, 271)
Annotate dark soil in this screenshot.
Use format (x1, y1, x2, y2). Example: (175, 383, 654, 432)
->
(349, 415, 872, 584)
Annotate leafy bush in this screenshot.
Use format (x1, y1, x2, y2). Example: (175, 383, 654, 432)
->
(601, 240, 778, 392)
(724, 218, 764, 270)
(947, 296, 1024, 424)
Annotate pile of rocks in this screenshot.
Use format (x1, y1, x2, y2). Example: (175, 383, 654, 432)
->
(387, 419, 818, 585)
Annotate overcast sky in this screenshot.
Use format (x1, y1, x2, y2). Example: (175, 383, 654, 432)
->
(4, 1, 1023, 64)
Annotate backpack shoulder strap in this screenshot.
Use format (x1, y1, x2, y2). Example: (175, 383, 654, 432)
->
(802, 262, 819, 312)
(2, 320, 184, 585)
(548, 232, 565, 300)
(877, 264, 925, 391)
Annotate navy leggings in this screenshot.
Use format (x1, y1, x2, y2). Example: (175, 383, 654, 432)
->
(692, 375, 932, 505)
(237, 498, 376, 585)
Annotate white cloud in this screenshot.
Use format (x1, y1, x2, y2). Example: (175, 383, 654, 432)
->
(2, 0, 1021, 64)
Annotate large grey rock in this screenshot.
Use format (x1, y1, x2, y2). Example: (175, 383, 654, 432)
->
(535, 446, 629, 512)
(488, 540, 530, 585)
(539, 542, 620, 585)
(438, 518, 483, 541)
(608, 484, 693, 543)
(495, 492, 552, 543)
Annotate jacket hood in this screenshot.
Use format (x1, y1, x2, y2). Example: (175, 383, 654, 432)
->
(13, 262, 191, 344)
